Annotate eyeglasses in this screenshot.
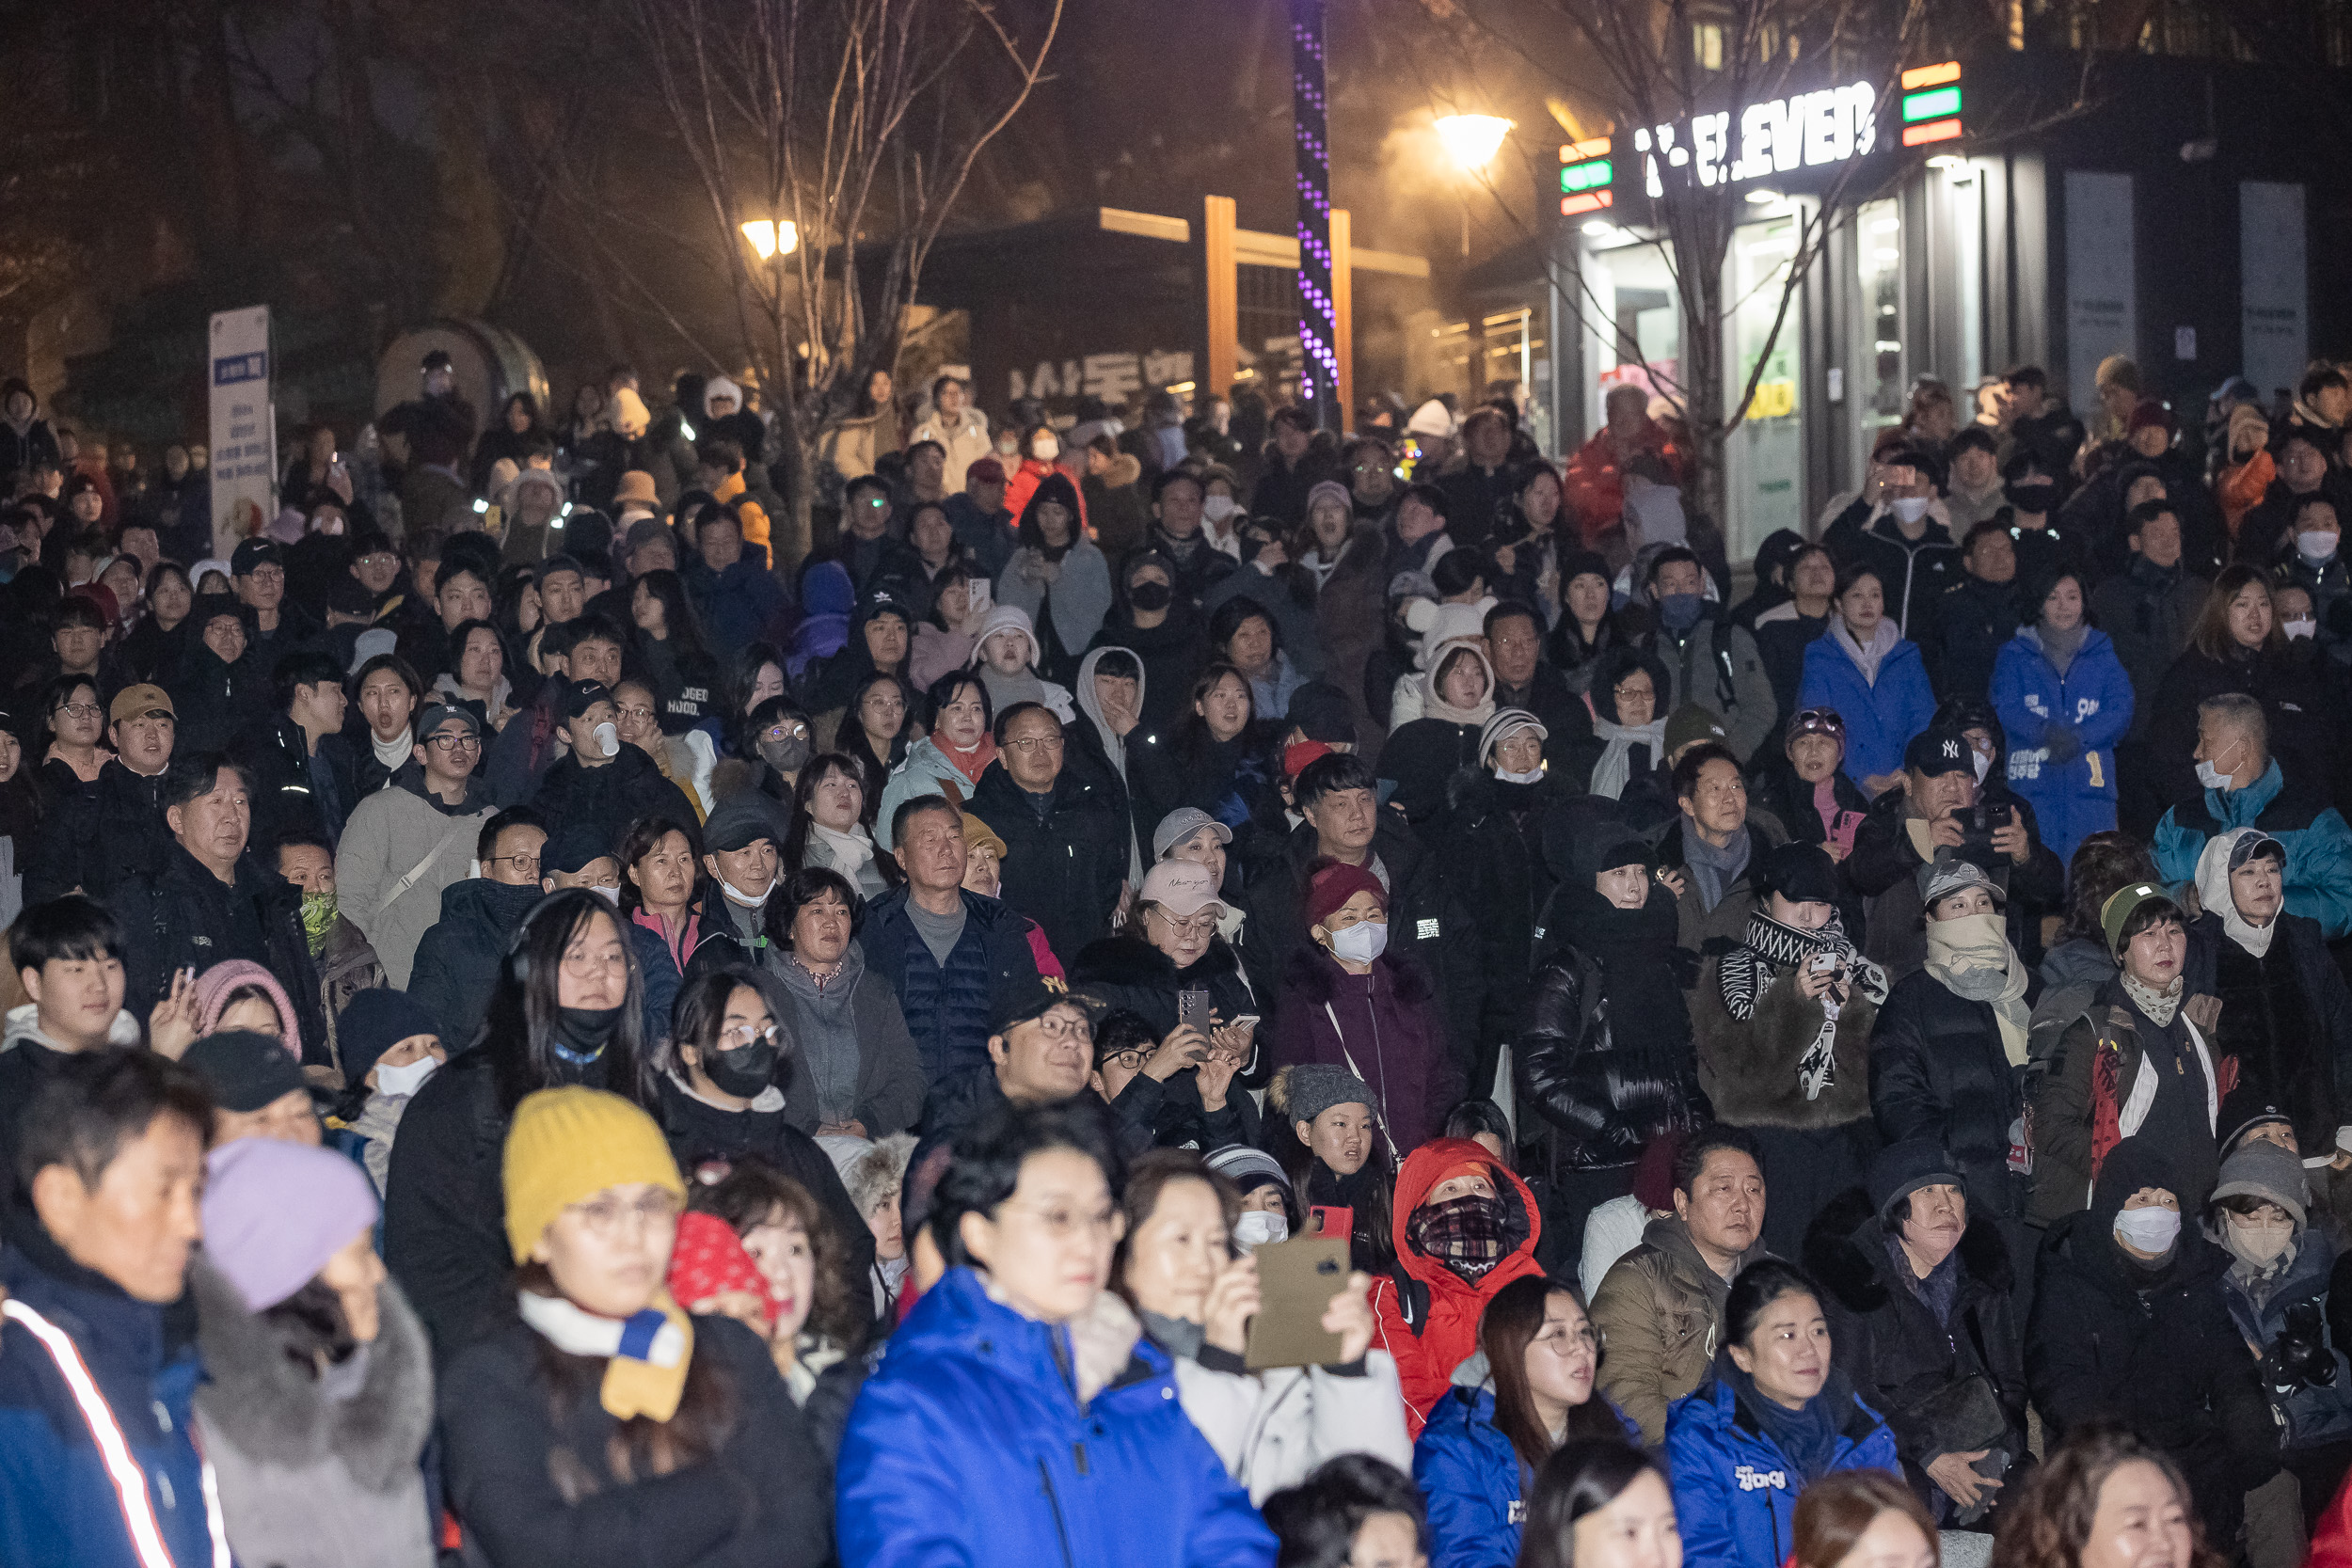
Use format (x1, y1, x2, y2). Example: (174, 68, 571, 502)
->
(569, 1189, 681, 1237)
(426, 732, 481, 752)
(54, 702, 101, 721)
(1004, 734, 1064, 754)
(616, 704, 657, 723)
(1150, 908, 1219, 938)
(244, 566, 286, 584)
(997, 1198, 1122, 1241)
(1104, 1047, 1152, 1072)
(1612, 681, 1654, 699)
(763, 723, 809, 743)
(1018, 1010, 1093, 1043)
(490, 853, 541, 875)
(561, 943, 628, 974)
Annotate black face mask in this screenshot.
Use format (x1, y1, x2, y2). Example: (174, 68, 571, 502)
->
(1129, 579, 1173, 612)
(758, 734, 813, 775)
(705, 1028, 781, 1099)
(2003, 481, 2057, 515)
(553, 1005, 623, 1060)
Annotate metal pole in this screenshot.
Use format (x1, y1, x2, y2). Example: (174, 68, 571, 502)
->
(1291, 0, 1341, 434)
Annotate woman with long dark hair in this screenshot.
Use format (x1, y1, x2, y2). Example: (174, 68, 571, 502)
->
(438, 1085, 833, 1568)
(1415, 1275, 1640, 1568)
(383, 888, 656, 1359)
(631, 568, 722, 731)
(837, 670, 917, 800)
(120, 560, 196, 685)
(1518, 1439, 1682, 1568)
(781, 752, 901, 895)
(2147, 562, 2332, 819)
(1263, 1063, 1397, 1275)
(1124, 662, 1279, 851)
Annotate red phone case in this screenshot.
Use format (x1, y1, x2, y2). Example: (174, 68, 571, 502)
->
(1309, 1204, 1353, 1241)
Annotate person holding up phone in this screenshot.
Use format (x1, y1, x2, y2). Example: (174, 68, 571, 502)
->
(1114, 1149, 1412, 1504)
(1269, 1065, 1396, 1275)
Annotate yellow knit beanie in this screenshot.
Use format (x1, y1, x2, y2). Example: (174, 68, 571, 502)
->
(502, 1086, 686, 1262)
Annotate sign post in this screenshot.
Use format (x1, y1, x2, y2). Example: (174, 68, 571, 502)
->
(208, 306, 276, 561)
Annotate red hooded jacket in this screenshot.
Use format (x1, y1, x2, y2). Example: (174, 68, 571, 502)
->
(1367, 1137, 1547, 1436)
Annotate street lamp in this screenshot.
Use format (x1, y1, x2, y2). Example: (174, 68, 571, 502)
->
(739, 219, 800, 261)
(1433, 114, 1512, 256)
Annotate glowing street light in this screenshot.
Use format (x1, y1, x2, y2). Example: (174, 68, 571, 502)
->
(1434, 114, 1513, 171)
(739, 219, 799, 261)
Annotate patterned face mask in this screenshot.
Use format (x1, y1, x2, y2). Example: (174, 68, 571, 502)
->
(299, 888, 340, 956)
(1407, 1194, 1509, 1280)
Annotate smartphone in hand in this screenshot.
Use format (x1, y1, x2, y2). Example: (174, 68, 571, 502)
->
(1245, 1235, 1350, 1370)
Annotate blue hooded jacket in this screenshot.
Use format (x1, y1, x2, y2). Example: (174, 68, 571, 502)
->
(1414, 1354, 1643, 1568)
(1990, 623, 2136, 868)
(1796, 633, 1935, 790)
(0, 1241, 218, 1568)
(1662, 1372, 1899, 1568)
(835, 1267, 1276, 1568)
(2154, 759, 2352, 939)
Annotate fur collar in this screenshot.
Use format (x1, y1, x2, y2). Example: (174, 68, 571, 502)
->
(1278, 939, 1436, 1007)
(1802, 1187, 2013, 1313)
(189, 1254, 435, 1491)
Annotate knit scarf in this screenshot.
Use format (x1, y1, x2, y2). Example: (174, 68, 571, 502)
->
(1720, 1349, 1852, 1486)
(2121, 970, 2184, 1028)
(1831, 617, 1900, 686)
(1406, 1194, 1511, 1282)
(1681, 826, 1751, 913)
(1558, 883, 1691, 1082)
(1590, 718, 1666, 800)
(931, 728, 998, 788)
(1923, 912, 2030, 1065)
(517, 1289, 695, 1421)
(2036, 619, 2088, 678)
(1723, 910, 1885, 1097)
(811, 821, 880, 891)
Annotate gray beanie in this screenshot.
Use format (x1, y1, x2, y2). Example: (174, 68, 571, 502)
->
(1282, 1064, 1376, 1127)
(2208, 1138, 2310, 1229)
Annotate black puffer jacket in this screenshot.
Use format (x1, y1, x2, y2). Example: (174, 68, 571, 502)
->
(2026, 1139, 2279, 1540)
(1515, 889, 1704, 1175)
(405, 877, 546, 1049)
(22, 758, 171, 906)
(1805, 1190, 2026, 1506)
(108, 842, 327, 1061)
(1867, 968, 2027, 1222)
(1433, 771, 1582, 1057)
(1066, 930, 1267, 1151)
(2186, 908, 2352, 1159)
(528, 746, 699, 862)
(965, 759, 1128, 969)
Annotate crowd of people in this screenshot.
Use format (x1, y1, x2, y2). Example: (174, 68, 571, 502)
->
(5, 348, 2352, 1568)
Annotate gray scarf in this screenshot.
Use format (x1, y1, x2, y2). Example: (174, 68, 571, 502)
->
(2035, 619, 2088, 677)
(1682, 825, 1752, 913)
(767, 943, 867, 1124)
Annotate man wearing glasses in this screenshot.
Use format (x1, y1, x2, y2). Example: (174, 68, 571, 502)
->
(230, 537, 319, 666)
(333, 702, 498, 989)
(406, 806, 549, 1048)
(922, 976, 1104, 1141)
(966, 701, 1127, 968)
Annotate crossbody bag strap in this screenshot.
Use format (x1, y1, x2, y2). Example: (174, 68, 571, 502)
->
(1325, 1000, 1402, 1164)
(378, 819, 472, 918)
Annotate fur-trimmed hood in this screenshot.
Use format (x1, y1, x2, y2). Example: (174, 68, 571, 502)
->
(1800, 1185, 2014, 1314)
(1070, 929, 1245, 991)
(188, 1253, 435, 1492)
(1277, 938, 1438, 1009)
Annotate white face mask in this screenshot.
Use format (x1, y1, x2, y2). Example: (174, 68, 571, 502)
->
(721, 876, 774, 909)
(594, 721, 621, 758)
(591, 883, 622, 905)
(1327, 920, 1389, 964)
(1030, 436, 1059, 461)
(2113, 1206, 2182, 1254)
(1495, 765, 1546, 785)
(373, 1055, 439, 1097)
(1890, 496, 1931, 524)
(1232, 1211, 1289, 1252)
(2299, 531, 2340, 562)
(1202, 495, 1238, 524)
(1971, 749, 1991, 784)
(2286, 617, 2318, 641)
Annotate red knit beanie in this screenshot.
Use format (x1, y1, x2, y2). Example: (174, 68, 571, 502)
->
(1304, 857, 1387, 931)
(666, 1212, 774, 1325)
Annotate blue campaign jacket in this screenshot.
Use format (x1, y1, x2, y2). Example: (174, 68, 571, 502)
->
(0, 1243, 218, 1568)
(835, 1267, 1276, 1568)
(1991, 625, 2136, 867)
(1414, 1355, 1643, 1568)
(2154, 759, 2352, 939)
(1663, 1374, 1900, 1568)
(1796, 635, 1936, 789)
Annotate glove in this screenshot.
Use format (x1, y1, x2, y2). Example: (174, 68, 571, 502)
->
(2041, 722, 2082, 767)
(2264, 1300, 2337, 1393)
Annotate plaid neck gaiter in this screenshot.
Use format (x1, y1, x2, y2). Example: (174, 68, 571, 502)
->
(1408, 1194, 1510, 1282)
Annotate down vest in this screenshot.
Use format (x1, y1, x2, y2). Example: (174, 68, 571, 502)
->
(835, 1270, 1276, 1568)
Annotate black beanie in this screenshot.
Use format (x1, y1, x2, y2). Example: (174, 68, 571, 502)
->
(336, 988, 442, 1089)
